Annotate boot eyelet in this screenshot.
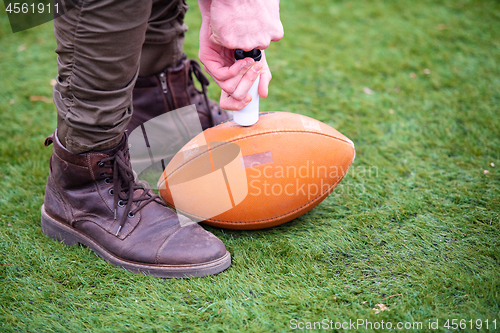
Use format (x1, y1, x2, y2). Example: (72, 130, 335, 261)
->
(128, 211, 135, 218)
(108, 188, 114, 196)
(104, 178, 111, 184)
(97, 161, 105, 168)
(118, 200, 125, 207)
(100, 172, 106, 177)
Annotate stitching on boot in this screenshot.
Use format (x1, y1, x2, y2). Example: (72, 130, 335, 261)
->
(46, 175, 73, 225)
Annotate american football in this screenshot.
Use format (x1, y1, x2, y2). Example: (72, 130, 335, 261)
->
(158, 111, 355, 230)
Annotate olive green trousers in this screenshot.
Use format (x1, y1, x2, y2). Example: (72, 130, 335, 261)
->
(53, 0, 188, 154)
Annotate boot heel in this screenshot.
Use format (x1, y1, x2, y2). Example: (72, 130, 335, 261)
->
(41, 205, 80, 247)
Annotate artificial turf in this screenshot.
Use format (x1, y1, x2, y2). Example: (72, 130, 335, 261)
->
(1, 0, 499, 331)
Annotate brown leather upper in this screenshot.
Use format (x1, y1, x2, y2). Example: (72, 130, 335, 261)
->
(127, 55, 230, 135)
(43, 133, 227, 265)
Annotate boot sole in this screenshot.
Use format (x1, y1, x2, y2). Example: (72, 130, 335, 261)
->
(40, 205, 231, 278)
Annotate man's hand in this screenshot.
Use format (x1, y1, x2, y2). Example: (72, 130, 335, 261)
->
(198, 0, 283, 110)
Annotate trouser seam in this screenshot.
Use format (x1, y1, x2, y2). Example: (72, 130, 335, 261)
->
(66, 0, 88, 130)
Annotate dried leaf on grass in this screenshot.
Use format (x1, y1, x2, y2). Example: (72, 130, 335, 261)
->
(30, 96, 53, 103)
(373, 303, 389, 314)
(381, 293, 402, 300)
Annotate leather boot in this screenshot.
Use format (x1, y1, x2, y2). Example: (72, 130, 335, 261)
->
(40, 132, 231, 278)
(127, 55, 231, 135)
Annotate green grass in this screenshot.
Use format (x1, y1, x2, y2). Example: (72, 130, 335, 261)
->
(1, 0, 499, 331)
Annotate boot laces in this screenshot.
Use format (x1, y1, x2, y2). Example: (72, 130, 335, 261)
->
(99, 149, 165, 236)
(188, 60, 214, 114)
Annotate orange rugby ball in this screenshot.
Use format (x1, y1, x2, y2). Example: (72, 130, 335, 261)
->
(158, 112, 355, 230)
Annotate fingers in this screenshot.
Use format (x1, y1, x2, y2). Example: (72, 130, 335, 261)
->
(220, 58, 270, 110)
(217, 37, 271, 53)
(220, 63, 267, 110)
(220, 91, 252, 111)
(199, 28, 274, 107)
(202, 56, 247, 83)
(228, 26, 283, 51)
(229, 62, 263, 101)
(209, 27, 274, 51)
(218, 62, 262, 110)
(258, 70, 271, 99)
(270, 22, 284, 42)
(201, 53, 256, 94)
(257, 51, 271, 98)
